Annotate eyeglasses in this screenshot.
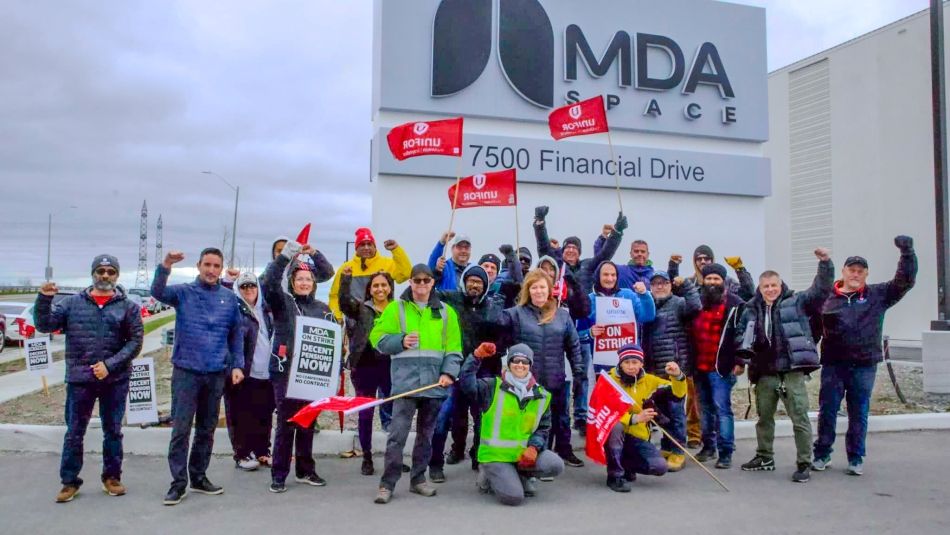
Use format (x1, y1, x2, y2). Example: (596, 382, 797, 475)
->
(509, 357, 531, 366)
(411, 277, 433, 284)
(696, 256, 712, 263)
(239, 283, 257, 290)
(95, 268, 117, 276)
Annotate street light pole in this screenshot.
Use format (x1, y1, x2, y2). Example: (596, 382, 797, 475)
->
(202, 171, 239, 269)
(45, 213, 52, 282)
(345, 241, 355, 261)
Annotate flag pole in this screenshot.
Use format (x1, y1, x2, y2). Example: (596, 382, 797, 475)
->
(342, 382, 443, 415)
(443, 156, 464, 260)
(514, 204, 521, 255)
(606, 129, 623, 213)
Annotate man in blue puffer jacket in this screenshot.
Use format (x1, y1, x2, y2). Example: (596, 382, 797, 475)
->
(152, 247, 244, 505)
(36, 254, 143, 503)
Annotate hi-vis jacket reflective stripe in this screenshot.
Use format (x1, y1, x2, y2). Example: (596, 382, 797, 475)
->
(478, 379, 551, 463)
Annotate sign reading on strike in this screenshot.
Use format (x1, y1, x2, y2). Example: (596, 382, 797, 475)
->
(24, 335, 52, 376)
(126, 357, 158, 425)
(287, 317, 342, 402)
(447, 169, 517, 209)
(592, 296, 637, 367)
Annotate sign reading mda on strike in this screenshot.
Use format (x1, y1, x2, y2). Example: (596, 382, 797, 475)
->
(126, 357, 158, 425)
(24, 336, 52, 376)
(287, 317, 342, 402)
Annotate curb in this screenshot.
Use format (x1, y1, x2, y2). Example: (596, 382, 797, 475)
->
(1, 412, 948, 457)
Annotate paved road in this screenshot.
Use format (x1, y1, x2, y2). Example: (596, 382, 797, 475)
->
(1, 431, 947, 535)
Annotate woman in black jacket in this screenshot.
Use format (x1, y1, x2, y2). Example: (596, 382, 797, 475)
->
(339, 268, 394, 476)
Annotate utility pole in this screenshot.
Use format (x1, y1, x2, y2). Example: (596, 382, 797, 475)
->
(134, 201, 149, 289)
(932, 0, 950, 330)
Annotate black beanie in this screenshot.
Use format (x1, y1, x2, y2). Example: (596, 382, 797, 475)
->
(701, 263, 727, 280)
(563, 236, 582, 254)
(478, 253, 501, 271)
(518, 247, 532, 262)
(694, 245, 714, 261)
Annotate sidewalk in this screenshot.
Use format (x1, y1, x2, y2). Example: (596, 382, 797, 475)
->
(0, 328, 167, 404)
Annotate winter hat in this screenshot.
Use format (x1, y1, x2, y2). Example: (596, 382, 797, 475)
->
(518, 247, 533, 262)
(462, 265, 489, 289)
(478, 253, 501, 271)
(701, 263, 727, 280)
(235, 272, 258, 288)
(694, 245, 714, 261)
(91, 254, 119, 274)
(271, 236, 289, 259)
(507, 343, 534, 365)
(354, 227, 376, 246)
(563, 236, 582, 254)
(617, 342, 645, 364)
(411, 263, 434, 279)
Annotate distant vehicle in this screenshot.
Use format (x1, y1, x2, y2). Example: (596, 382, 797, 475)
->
(0, 310, 6, 347)
(127, 287, 166, 314)
(3, 292, 76, 344)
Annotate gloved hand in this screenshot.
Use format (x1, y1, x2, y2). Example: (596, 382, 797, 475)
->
(895, 235, 914, 252)
(474, 342, 497, 359)
(724, 256, 744, 270)
(535, 206, 549, 220)
(281, 240, 302, 260)
(517, 446, 538, 470)
(499, 244, 515, 258)
(614, 212, 628, 233)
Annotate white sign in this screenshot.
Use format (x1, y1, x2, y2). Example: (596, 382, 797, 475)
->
(24, 336, 51, 376)
(287, 317, 343, 402)
(593, 297, 638, 366)
(126, 358, 158, 425)
(595, 296, 636, 326)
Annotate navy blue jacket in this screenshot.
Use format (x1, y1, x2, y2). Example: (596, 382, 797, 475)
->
(34, 288, 143, 384)
(534, 220, 622, 296)
(151, 266, 244, 373)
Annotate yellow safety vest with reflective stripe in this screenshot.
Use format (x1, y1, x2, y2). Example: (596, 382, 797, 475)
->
(478, 379, 551, 463)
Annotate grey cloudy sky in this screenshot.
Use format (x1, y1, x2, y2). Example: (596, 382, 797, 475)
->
(0, 0, 930, 288)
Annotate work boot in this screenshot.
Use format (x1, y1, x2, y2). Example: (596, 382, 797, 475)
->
(741, 455, 775, 472)
(374, 487, 392, 504)
(410, 482, 437, 497)
(666, 454, 685, 472)
(686, 439, 702, 449)
(101, 478, 126, 496)
(696, 446, 717, 462)
(361, 458, 375, 476)
(606, 476, 631, 493)
(561, 452, 585, 467)
(55, 485, 79, 503)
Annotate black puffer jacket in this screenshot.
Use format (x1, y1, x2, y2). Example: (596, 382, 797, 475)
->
(642, 280, 701, 377)
(33, 287, 143, 384)
(498, 304, 583, 389)
(821, 245, 917, 366)
(440, 265, 504, 376)
(736, 259, 834, 382)
(338, 273, 390, 369)
(534, 219, 621, 296)
(263, 254, 335, 380)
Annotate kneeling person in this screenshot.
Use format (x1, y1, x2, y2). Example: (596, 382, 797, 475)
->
(605, 343, 686, 492)
(461, 343, 564, 506)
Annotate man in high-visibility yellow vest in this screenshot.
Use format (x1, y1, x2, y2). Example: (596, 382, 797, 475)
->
(460, 342, 564, 506)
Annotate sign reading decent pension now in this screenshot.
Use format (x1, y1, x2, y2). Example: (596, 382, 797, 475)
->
(24, 336, 52, 375)
(126, 358, 159, 425)
(375, 130, 771, 197)
(287, 317, 343, 402)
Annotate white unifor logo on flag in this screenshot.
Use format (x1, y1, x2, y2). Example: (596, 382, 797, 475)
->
(413, 122, 429, 135)
(569, 105, 582, 120)
(473, 174, 487, 190)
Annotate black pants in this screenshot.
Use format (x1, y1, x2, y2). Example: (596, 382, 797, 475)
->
(224, 377, 274, 460)
(168, 368, 226, 489)
(271, 377, 315, 483)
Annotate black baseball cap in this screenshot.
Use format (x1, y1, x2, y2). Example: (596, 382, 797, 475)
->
(844, 256, 868, 269)
(411, 264, 434, 279)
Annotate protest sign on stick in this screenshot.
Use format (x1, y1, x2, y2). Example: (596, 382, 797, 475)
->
(286, 317, 343, 402)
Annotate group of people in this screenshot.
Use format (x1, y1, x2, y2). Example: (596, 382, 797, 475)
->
(36, 206, 917, 507)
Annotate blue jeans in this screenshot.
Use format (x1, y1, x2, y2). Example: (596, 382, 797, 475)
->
(813, 363, 877, 464)
(659, 397, 687, 454)
(695, 371, 736, 457)
(605, 424, 668, 478)
(60, 380, 129, 487)
(167, 367, 226, 489)
(572, 341, 593, 424)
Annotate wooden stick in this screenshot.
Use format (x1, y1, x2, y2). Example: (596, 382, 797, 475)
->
(41, 375, 49, 397)
(442, 156, 465, 260)
(606, 129, 623, 213)
(514, 204, 521, 256)
(342, 382, 443, 415)
(648, 421, 730, 492)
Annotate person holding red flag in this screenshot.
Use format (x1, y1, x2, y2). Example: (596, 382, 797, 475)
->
(461, 342, 563, 506)
(262, 239, 336, 494)
(602, 343, 686, 492)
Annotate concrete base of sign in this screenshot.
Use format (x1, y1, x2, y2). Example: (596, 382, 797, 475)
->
(922, 330, 950, 394)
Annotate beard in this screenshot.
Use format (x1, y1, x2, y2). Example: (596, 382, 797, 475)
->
(93, 278, 116, 292)
(701, 284, 725, 305)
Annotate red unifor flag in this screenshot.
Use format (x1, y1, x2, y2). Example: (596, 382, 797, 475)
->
(386, 117, 463, 160)
(585, 371, 634, 465)
(548, 95, 609, 140)
(295, 223, 311, 244)
(289, 396, 380, 428)
(447, 169, 517, 209)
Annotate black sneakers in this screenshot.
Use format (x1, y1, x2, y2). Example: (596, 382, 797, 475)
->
(606, 476, 631, 493)
(269, 481, 287, 493)
(163, 486, 187, 505)
(445, 450, 464, 465)
(562, 452, 585, 467)
(295, 473, 327, 487)
(429, 468, 446, 484)
(190, 477, 223, 495)
(741, 455, 776, 472)
(696, 447, 718, 462)
(792, 463, 811, 483)
(361, 458, 375, 476)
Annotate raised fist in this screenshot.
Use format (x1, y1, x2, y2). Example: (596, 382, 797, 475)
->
(534, 206, 549, 220)
(226, 268, 240, 280)
(724, 256, 744, 270)
(440, 231, 456, 245)
(614, 212, 628, 233)
(499, 244, 515, 257)
(669, 254, 683, 265)
(474, 342, 497, 359)
(894, 235, 914, 252)
(601, 224, 614, 238)
(39, 282, 58, 296)
(814, 247, 831, 261)
(341, 266, 353, 277)
(163, 251, 185, 268)
(383, 239, 398, 251)
(633, 281, 647, 294)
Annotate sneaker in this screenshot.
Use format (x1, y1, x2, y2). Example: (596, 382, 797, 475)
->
(410, 482, 437, 497)
(811, 456, 832, 471)
(846, 461, 864, 476)
(715, 456, 732, 469)
(374, 487, 392, 504)
(574, 420, 587, 438)
(562, 452, 585, 467)
(401, 463, 411, 473)
(741, 455, 776, 472)
(55, 485, 79, 503)
(190, 477, 223, 495)
(606, 476, 632, 493)
(162, 486, 186, 506)
(445, 450, 464, 465)
(361, 458, 375, 476)
(429, 468, 446, 484)
(236, 457, 260, 471)
(792, 463, 811, 483)
(538, 476, 554, 482)
(686, 439, 703, 450)
(666, 454, 685, 472)
(696, 446, 718, 462)
(269, 481, 287, 493)
(102, 478, 126, 496)
(521, 476, 538, 497)
(623, 471, 637, 482)
(295, 473, 327, 487)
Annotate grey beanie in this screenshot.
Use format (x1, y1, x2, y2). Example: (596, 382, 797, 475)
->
(507, 343, 534, 365)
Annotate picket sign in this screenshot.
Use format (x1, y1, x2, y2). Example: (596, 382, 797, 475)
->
(126, 357, 159, 425)
(592, 296, 638, 367)
(286, 316, 343, 402)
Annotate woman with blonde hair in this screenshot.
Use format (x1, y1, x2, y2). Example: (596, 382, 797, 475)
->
(498, 269, 585, 467)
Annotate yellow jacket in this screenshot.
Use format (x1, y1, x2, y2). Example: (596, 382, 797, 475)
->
(609, 367, 687, 441)
(328, 247, 411, 319)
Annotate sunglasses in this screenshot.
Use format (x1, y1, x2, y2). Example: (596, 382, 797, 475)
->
(696, 256, 712, 263)
(411, 277, 433, 284)
(95, 268, 118, 276)
(239, 283, 257, 290)
(509, 357, 531, 365)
